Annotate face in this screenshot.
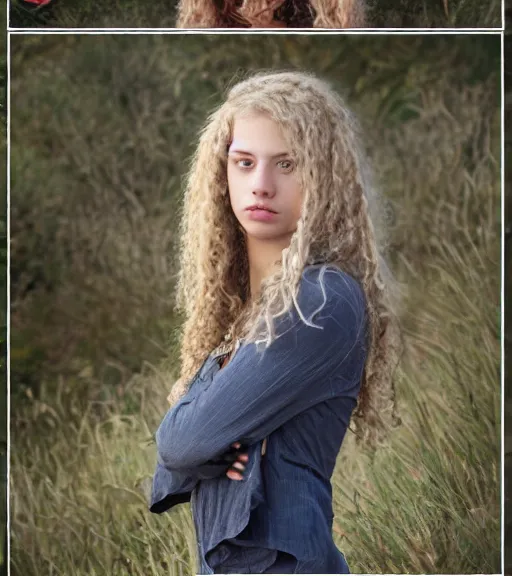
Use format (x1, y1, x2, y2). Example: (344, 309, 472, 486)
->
(227, 112, 303, 243)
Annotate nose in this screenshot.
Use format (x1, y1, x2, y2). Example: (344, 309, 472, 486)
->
(251, 164, 276, 198)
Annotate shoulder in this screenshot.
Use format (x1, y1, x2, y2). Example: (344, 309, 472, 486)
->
(255, 264, 367, 348)
(298, 264, 366, 322)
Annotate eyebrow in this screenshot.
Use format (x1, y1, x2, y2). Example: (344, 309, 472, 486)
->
(228, 149, 290, 159)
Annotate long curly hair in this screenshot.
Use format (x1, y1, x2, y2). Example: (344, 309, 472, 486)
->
(176, 0, 367, 28)
(170, 71, 402, 448)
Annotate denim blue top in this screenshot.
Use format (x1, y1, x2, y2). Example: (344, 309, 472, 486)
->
(150, 264, 368, 574)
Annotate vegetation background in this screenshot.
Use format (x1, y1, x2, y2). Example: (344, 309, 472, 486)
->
(9, 0, 502, 28)
(9, 34, 501, 575)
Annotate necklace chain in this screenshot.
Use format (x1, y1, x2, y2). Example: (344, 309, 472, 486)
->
(212, 299, 252, 358)
(211, 325, 236, 358)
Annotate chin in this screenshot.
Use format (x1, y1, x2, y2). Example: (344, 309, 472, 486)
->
(245, 229, 282, 242)
(244, 224, 294, 243)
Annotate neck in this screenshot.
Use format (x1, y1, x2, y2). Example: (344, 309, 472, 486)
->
(245, 234, 293, 301)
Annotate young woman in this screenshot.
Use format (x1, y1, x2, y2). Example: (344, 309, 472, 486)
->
(176, 0, 367, 28)
(150, 71, 402, 574)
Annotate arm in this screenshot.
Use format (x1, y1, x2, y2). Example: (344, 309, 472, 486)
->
(156, 266, 367, 471)
(150, 443, 251, 513)
(150, 439, 251, 513)
(150, 362, 251, 513)
(149, 464, 197, 513)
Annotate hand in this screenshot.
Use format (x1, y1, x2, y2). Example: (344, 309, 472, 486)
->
(225, 438, 268, 480)
(226, 442, 249, 481)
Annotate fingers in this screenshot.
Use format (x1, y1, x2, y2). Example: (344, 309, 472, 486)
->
(226, 442, 249, 481)
(220, 451, 242, 465)
(223, 443, 249, 463)
(226, 468, 244, 481)
(226, 460, 245, 480)
(230, 460, 246, 472)
(226, 439, 267, 481)
(226, 459, 245, 481)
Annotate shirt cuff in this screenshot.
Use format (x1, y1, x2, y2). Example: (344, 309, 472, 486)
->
(149, 461, 196, 514)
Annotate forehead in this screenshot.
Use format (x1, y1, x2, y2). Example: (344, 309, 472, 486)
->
(229, 112, 290, 156)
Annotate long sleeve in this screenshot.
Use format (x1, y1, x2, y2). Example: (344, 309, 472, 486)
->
(156, 265, 367, 472)
(150, 446, 247, 513)
(150, 464, 197, 513)
(150, 361, 243, 513)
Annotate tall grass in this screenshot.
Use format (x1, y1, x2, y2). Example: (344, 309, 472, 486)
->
(333, 240, 500, 573)
(10, 241, 500, 575)
(9, 35, 501, 574)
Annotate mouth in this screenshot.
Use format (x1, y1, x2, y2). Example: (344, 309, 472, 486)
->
(245, 204, 278, 214)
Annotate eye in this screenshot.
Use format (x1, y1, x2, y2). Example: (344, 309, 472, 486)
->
(236, 158, 254, 169)
(277, 159, 294, 172)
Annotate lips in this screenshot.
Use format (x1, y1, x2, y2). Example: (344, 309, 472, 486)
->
(245, 204, 277, 214)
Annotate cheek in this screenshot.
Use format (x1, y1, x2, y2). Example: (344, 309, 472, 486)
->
(295, 195, 303, 219)
(226, 165, 234, 194)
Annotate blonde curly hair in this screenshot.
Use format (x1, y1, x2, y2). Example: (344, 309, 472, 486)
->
(176, 0, 367, 28)
(169, 71, 403, 448)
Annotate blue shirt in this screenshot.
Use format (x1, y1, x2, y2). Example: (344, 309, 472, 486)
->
(150, 264, 368, 574)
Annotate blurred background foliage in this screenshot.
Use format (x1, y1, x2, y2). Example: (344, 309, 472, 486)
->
(9, 0, 502, 28)
(9, 34, 500, 575)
